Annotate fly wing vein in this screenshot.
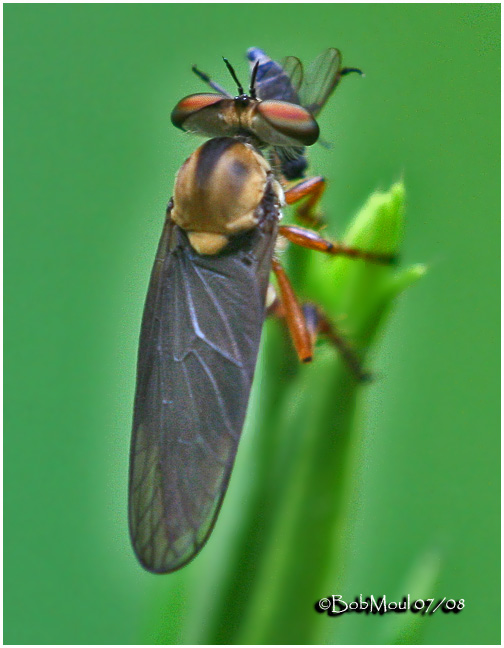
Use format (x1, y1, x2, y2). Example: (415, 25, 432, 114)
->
(130, 223, 272, 573)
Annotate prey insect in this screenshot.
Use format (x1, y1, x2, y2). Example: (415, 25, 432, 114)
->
(245, 47, 363, 225)
(129, 50, 392, 574)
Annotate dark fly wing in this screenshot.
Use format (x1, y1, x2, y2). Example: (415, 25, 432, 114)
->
(129, 208, 278, 573)
(300, 48, 343, 117)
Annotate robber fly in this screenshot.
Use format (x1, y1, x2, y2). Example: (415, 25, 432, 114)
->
(129, 50, 392, 574)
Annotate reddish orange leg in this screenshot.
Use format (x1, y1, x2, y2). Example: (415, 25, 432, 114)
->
(266, 280, 371, 381)
(302, 303, 371, 382)
(279, 224, 397, 265)
(271, 259, 313, 363)
(284, 176, 327, 227)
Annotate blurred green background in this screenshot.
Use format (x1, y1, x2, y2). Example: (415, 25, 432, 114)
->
(4, 4, 500, 645)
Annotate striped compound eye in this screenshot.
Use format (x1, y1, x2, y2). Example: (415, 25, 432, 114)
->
(171, 93, 226, 131)
(254, 100, 319, 147)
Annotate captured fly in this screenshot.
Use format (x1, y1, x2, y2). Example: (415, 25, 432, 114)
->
(129, 51, 392, 574)
(246, 47, 363, 181)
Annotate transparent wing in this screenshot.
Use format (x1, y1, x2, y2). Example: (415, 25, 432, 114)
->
(279, 55, 304, 95)
(129, 213, 277, 573)
(299, 48, 343, 116)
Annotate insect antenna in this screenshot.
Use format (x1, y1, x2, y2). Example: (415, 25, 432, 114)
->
(223, 57, 244, 95)
(249, 60, 260, 99)
(192, 64, 229, 95)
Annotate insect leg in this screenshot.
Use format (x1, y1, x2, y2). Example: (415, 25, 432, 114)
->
(191, 65, 231, 96)
(278, 224, 397, 264)
(284, 176, 327, 227)
(271, 259, 313, 363)
(267, 281, 371, 380)
(267, 287, 370, 381)
(302, 303, 371, 382)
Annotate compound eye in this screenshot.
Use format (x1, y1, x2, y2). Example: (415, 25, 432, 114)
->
(256, 100, 319, 146)
(171, 94, 225, 130)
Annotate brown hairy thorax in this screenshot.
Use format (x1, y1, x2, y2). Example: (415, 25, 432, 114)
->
(170, 137, 283, 255)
